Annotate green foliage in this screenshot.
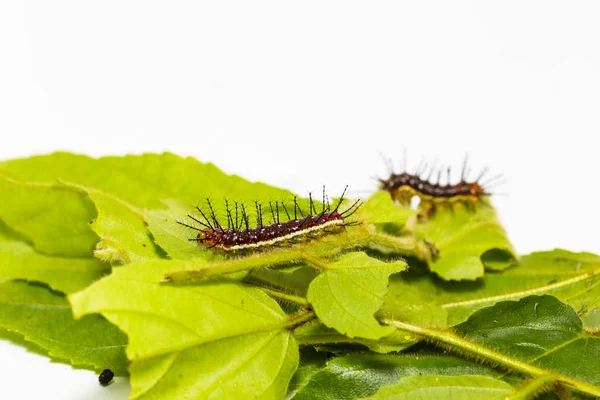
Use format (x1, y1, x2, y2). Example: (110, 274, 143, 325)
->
(307, 253, 405, 339)
(70, 259, 300, 398)
(295, 295, 600, 399)
(364, 375, 513, 400)
(0, 152, 298, 210)
(84, 188, 163, 263)
(0, 177, 99, 257)
(144, 200, 206, 260)
(129, 331, 298, 399)
(0, 281, 128, 375)
(1, 152, 599, 400)
(0, 222, 108, 293)
(456, 295, 600, 387)
(290, 354, 500, 399)
(357, 191, 417, 225)
(415, 204, 516, 280)
(389, 249, 600, 327)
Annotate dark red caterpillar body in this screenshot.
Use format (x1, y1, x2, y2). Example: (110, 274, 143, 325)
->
(178, 186, 361, 254)
(380, 172, 487, 199)
(379, 159, 495, 215)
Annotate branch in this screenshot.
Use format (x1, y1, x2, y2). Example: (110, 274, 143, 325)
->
(380, 317, 600, 398)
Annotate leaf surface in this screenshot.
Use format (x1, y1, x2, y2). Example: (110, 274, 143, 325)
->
(364, 375, 513, 400)
(0, 281, 128, 374)
(70, 258, 299, 399)
(358, 191, 416, 225)
(0, 241, 108, 293)
(0, 177, 98, 257)
(294, 321, 416, 354)
(287, 347, 328, 396)
(307, 253, 405, 340)
(379, 275, 447, 327)
(0, 219, 108, 293)
(455, 295, 600, 387)
(0, 152, 298, 210)
(130, 331, 298, 400)
(83, 188, 164, 263)
(392, 250, 600, 327)
(144, 199, 215, 261)
(415, 204, 516, 280)
(290, 353, 503, 400)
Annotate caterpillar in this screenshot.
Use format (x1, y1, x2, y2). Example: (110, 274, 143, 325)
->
(379, 157, 499, 216)
(178, 186, 362, 254)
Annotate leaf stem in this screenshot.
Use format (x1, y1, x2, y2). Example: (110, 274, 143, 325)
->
(345, 230, 438, 262)
(507, 375, 559, 400)
(380, 317, 600, 398)
(162, 226, 437, 284)
(442, 267, 600, 310)
(161, 250, 306, 283)
(284, 310, 316, 330)
(257, 286, 309, 306)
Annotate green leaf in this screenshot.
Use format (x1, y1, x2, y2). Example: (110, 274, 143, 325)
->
(358, 191, 417, 225)
(0, 152, 298, 210)
(287, 346, 328, 396)
(246, 266, 318, 297)
(82, 187, 164, 263)
(307, 253, 405, 340)
(0, 219, 108, 294)
(0, 177, 99, 257)
(290, 353, 503, 400)
(393, 249, 600, 327)
(69, 259, 299, 399)
(379, 275, 448, 328)
(456, 295, 600, 387)
(364, 375, 513, 400)
(144, 199, 215, 261)
(294, 320, 417, 354)
(381, 295, 600, 398)
(70, 259, 287, 359)
(0, 238, 109, 293)
(130, 331, 298, 400)
(415, 204, 516, 281)
(0, 153, 334, 264)
(0, 281, 128, 374)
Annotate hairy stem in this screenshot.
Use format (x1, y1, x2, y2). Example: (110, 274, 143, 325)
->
(257, 286, 309, 306)
(162, 226, 436, 284)
(345, 230, 437, 262)
(507, 375, 559, 400)
(381, 318, 600, 398)
(161, 250, 306, 283)
(284, 310, 316, 330)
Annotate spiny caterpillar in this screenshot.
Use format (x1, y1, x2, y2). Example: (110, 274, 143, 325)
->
(178, 186, 362, 254)
(379, 156, 501, 216)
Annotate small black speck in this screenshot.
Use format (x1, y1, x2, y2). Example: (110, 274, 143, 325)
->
(99, 369, 114, 386)
(142, 244, 146, 247)
(89, 220, 94, 224)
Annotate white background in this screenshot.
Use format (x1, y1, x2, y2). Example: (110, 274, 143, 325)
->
(1, 1, 599, 399)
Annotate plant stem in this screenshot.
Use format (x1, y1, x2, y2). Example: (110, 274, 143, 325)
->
(344, 230, 437, 262)
(258, 286, 309, 306)
(284, 310, 316, 329)
(507, 375, 559, 400)
(161, 250, 305, 283)
(380, 318, 600, 398)
(162, 226, 437, 284)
